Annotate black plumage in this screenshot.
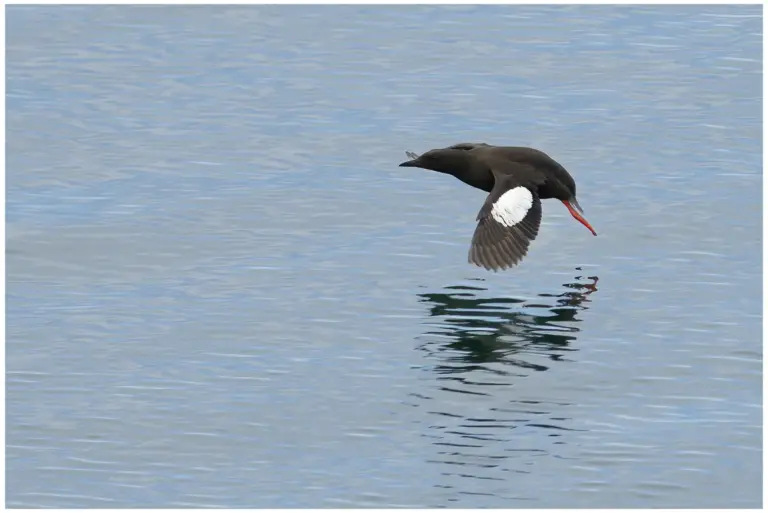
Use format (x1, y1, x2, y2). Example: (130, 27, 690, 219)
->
(399, 143, 596, 271)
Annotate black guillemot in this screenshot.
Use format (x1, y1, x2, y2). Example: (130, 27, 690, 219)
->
(399, 143, 596, 271)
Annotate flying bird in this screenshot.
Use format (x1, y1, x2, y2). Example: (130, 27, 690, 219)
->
(399, 143, 596, 271)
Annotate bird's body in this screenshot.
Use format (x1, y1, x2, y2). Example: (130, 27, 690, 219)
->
(399, 143, 596, 271)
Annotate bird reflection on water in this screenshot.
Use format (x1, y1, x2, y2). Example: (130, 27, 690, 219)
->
(413, 271, 599, 504)
(417, 270, 598, 376)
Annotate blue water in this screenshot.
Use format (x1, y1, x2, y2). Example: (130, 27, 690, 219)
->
(6, 5, 762, 508)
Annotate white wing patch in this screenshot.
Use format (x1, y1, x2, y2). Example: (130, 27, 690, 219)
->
(490, 186, 533, 227)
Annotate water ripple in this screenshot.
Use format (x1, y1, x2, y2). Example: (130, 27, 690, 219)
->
(413, 271, 599, 504)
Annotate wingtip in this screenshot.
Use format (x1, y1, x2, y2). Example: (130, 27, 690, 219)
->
(468, 248, 521, 272)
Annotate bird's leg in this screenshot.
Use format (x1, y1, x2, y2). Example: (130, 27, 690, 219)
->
(562, 200, 597, 236)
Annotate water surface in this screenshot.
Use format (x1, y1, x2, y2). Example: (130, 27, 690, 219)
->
(6, 5, 762, 508)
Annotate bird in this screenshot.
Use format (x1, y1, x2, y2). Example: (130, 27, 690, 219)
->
(399, 142, 596, 271)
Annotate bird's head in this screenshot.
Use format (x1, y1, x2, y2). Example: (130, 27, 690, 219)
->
(398, 148, 471, 174)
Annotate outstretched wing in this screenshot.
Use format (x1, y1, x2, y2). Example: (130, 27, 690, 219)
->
(469, 169, 542, 271)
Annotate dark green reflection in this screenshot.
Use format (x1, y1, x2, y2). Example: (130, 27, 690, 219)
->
(417, 271, 598, 373)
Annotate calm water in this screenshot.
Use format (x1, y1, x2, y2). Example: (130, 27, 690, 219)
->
(6, 5, 762, 508)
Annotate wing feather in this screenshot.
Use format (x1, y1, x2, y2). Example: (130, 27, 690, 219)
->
(469, 167, 543, 271)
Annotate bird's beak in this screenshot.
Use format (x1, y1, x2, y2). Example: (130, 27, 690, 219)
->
(562, 199, 597, 236)
(400, 150, 421, 167)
